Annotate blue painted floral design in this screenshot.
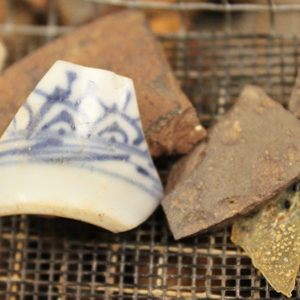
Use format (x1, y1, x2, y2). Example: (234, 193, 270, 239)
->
(0, 63, 163, 199)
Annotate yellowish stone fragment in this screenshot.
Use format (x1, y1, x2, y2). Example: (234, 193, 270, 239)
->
(231, 191, 300, 297)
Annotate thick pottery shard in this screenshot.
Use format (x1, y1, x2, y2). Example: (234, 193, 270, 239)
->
(0, 61, 163, 233)
(165, 142, 207, 194)
(231, 191, 300, 297)
(0, 10, 206, 157)
(163, 85, 300, 239)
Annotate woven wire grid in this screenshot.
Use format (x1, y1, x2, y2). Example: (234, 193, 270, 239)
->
(0, 0, 300, 299)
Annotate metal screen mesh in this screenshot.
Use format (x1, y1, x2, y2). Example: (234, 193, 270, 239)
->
(0, 0, 299, 299)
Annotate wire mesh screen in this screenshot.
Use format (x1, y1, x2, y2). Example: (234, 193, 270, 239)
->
(0, 0, 299, 299)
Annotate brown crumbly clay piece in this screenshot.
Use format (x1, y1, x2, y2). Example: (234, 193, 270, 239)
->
(231, 191, 300, 297)
(289, 70, 300, 119)
(163, 85, 300, 239)
(0, 10, 205, 157)
(149, 11, 182, 34)
(148, 11, 195, 34)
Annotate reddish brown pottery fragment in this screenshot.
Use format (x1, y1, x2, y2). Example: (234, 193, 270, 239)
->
(163, 85, 300, 239)
(0, 10, 205, 157)
(289, 69, 300, 119)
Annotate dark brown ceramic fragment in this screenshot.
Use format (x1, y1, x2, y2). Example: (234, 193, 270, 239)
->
(231, 191, 300, 297)
(289, 70, 300, 119)
(0, 10, 205, 157)
(165, 142, 207, 194)
(163, 85, 300, 239)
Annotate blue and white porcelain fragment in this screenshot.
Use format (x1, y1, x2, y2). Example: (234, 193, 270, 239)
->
(0, 61, 163, 232)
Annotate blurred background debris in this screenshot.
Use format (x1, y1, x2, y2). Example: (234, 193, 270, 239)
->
(20, 0, 49, 13)
(0, 41, 7, 71)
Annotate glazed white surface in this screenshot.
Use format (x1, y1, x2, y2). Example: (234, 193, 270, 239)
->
(0, 164, 159, 232)
(0, 60, 163, 232)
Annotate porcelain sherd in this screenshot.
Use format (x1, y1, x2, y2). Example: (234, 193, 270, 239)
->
(0, 61, 163, 232)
